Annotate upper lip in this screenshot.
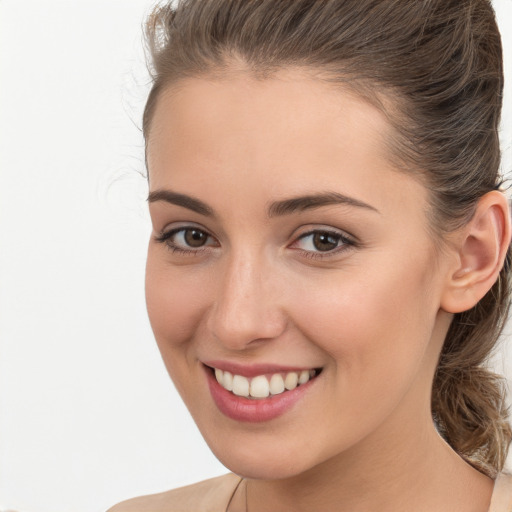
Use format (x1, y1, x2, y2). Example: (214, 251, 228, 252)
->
(203, 360, 321, 378)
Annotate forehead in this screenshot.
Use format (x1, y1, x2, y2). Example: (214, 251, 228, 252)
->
(147, 68, 391, 174)
(146, 69, 428, 221)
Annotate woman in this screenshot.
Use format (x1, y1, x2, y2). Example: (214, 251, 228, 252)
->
(109, 0, 512, 510)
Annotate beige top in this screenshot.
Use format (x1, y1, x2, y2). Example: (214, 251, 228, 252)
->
(107, 474, 240, 512)
(490, 473, 512, 512)
(108, 472, 512, 512)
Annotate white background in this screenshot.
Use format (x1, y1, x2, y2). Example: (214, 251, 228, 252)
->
(0, 1, 511, 511)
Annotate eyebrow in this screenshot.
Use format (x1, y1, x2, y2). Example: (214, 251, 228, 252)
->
(147, 189, 379, 217)
(267, 191, 380, 217)
(147, 189, 214, 217)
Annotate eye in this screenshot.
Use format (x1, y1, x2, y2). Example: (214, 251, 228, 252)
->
(154, 226, 218, 254)
(290, 229, 355, 257)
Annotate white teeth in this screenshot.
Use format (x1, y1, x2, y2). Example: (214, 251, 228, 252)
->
(284, 372, 298, 390)
(269, 374, 285, 395)
(298, 370, 310, 385)
(223, 371, 233, 391)
(250, 375, 270, 398)
(232, 374, 250, 397)
(213, 367, 319, 399)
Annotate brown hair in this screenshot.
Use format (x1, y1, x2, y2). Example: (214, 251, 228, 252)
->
(142, 0, 511, 477)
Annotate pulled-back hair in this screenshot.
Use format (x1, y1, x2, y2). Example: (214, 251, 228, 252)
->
(142, 0, 511, 477)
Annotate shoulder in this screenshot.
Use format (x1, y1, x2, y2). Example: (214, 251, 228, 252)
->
(107, 473, 242, 512)
(489, 473, 512, 512)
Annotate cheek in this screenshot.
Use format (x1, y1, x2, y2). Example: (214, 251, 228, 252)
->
(145, 248, 210, 349)
(290, 253, 439, 395)
(145, 248, 216, 405)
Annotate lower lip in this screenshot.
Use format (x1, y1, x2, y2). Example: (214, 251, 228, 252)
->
(205, 366, 319, 423)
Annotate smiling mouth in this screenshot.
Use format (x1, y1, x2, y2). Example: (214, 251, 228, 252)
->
(207, 366, 323, 400)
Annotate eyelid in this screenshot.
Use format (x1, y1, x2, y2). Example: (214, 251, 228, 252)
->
(288, 226, 357, 258)
(290, 224, 358, 243)
(154, 224, 219, 253)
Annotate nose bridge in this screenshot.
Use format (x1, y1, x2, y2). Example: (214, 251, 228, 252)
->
(226, 250, 259, 305)
(208, 246, 285, 348)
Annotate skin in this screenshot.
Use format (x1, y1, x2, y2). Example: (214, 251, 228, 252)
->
(142, 67, 507, 512)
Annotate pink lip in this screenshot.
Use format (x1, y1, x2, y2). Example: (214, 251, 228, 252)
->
(203, 364, 320, 423)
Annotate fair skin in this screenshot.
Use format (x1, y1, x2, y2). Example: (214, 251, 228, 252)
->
(139, 67, 509, 512)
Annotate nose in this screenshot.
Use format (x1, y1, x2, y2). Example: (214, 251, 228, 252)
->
(206, 250, 287, 350)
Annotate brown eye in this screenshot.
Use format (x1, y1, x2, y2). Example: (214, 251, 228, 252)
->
(184, 228, 208, 247)
(290, 229, 355, 258)
(312, 232, 340, 252)
(155, 226, 217, 253)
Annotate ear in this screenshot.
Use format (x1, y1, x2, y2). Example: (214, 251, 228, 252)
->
(441, 191, 511, 314)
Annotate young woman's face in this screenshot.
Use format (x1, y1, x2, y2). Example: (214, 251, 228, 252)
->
(145, 69, 454, 479)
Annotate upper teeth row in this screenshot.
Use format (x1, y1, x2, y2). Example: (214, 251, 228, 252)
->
(214, 368, 317, 399)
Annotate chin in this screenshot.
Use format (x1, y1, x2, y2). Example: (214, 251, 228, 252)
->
(202, 430, 325, 480)
(217, 450, 312, 480)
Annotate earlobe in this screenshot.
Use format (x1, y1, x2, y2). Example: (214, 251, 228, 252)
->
(441, 191, 511, 314)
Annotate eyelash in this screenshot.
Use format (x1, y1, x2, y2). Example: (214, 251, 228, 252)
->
(154, 227, 217, 256)
(292, 229, 356, 259)
(154, 226, 357, 259)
